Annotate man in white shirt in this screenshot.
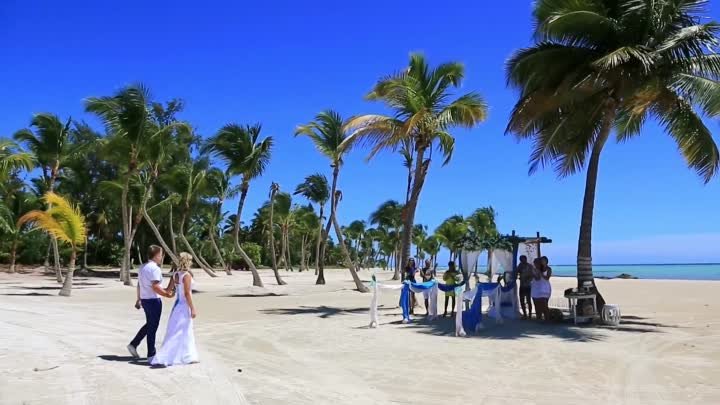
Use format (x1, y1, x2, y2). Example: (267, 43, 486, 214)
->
(127, 245, 175, 360)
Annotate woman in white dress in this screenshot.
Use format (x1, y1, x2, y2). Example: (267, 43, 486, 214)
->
(151, 252, 199, 366)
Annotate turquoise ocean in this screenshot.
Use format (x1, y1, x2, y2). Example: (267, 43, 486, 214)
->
(437, 263, 720, 280)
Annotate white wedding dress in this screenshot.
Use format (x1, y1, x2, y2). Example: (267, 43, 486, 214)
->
(151, 271, 199, 366)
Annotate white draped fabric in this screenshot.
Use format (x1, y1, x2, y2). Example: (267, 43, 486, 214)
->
(368, 280, 438, 328)
(368, 281, 404, 328)
(460, 250, 481, 276)
(520, 242, 540, 262)
(490, 249, 513, 277)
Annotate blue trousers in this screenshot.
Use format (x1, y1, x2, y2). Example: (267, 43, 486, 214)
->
(130, 298, 162, 358)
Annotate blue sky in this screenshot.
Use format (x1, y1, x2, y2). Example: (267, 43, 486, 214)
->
(3, 0, 720, 264)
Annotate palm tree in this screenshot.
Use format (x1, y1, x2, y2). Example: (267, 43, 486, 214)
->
(434, 215, 467, 262)
(293, 205, 320, 273)
(422, 235, 441, 267)
(412, 223, 428, 261)
(267, 182, 287, 285)
(0, 190, 37, 273)
(369, 200, 404, 279)
(206, 169, 240, 274)
(346, 53, 488, 277)
(345, 220, 366, 268)
(18, 192, 86, 296)
(14, 114, 74, 282)
(85, 84, 188, 285)
(294, 173, 330, 282)
(205, 124, 272, 287)
(295, 110, 367, 292)
(0, 139, 33, 186)
(506, 0, 720, 304)
(173, 163, 217, 277)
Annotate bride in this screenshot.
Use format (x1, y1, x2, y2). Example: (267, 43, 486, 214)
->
(151, 252, 199, 366)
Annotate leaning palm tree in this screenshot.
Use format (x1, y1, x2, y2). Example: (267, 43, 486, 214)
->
(85, 84, 188, 286)
(346, 53, 488, 277)
(14, 114, 73, 282)
(345, 220, 366, 268)
(294, 173, 330, 282)
(506, 0, 720, 306)
(204, 124, 272, 287)
(267, 183, 287, 285)
(18, 192, 86, 296)
(296, 110, 367, 292)
(0, 191, 37, 273)
(206, 169, 240, 274)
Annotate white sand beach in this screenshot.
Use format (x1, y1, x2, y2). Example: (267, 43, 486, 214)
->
(1, 269, 718, 405)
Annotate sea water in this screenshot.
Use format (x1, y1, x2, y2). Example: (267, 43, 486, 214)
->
(435, 263, 720, 280)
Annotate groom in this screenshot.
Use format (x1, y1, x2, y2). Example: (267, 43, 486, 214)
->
(127, 245, 175, 361)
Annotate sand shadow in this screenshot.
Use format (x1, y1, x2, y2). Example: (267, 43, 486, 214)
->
(222, 293, 287, 298)
(261, 305, 368, 319)
(97, 355, 150, 367)
(1, 292, 53, 296)
(618, 315, 680, 329)
(399, 317, 606, 342)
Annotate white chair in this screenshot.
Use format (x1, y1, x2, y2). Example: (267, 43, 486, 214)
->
(601, 304, 621, 326)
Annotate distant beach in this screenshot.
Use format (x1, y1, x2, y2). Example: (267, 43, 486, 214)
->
(439, 263, 720, 280)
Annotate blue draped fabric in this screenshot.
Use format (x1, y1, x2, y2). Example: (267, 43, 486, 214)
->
(500, 279, 516, 292)
(437, 280, 466, 292)
(462, 285, 484, 332)
(406, 280, 437, 290)
(400, 284, 410, 320)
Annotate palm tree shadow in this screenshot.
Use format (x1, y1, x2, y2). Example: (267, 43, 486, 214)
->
(260, 305, 369, 319)
(222, 292, 287, 298)
(1, 292, 53, 296)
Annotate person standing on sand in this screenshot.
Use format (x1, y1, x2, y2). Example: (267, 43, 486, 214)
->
(127, 245, 176, 361)
(404, 258, 418, 314)
(151, 252, 199, 367)
(443, 261, 459, 317)
(531, 256, 552, 321)
(420, 259, 436, 316)
(516, 255, 534, 319)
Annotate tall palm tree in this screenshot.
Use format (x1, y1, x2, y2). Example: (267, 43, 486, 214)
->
(85, 84, 188, 285)
(267, 182, 286, 285)
(422, 235, 441, 267)
(296, 110, 367, 292)
(506, 0, 720, 306)
(346, 53, 488, 277)
(18, 192, 86, 296)
(369, 200, 404, 279)
(294, 173, 330, 282)
(14, 114, 73, 282)
(205, 124, 272, 287)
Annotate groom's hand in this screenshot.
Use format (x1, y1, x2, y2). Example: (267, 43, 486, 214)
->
(134, 300, 141, 310)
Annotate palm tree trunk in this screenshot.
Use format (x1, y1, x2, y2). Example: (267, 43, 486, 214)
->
(82, 236, 89, 270)
(59, 249, 76, 297)
(399, 144, 429, 280)
(314, 204, 324, 277)
(577, 111, 614, 311)
(278, 228, 288, 271)
(285, 231, 293, 272)
(331, 211, 368, 292)
(120, 174, 134, 286)
(179, 212, 217, 277)
(143, 210, 180, 267)
(268, 197, 286, 285)
(169, 205, 178, 255)
(392, 247, 401, 280)
(208, 227, 229, 275)
(9, 238, 18, 274)
(317, 166, 340, 285)
(234, 181, 263, 287)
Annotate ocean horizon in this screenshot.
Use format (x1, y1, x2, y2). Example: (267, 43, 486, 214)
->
(434, 263, 720, 281)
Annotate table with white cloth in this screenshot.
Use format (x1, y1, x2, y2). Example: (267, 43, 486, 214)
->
(564, 291, 599, 325)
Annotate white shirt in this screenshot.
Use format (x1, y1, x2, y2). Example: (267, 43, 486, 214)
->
(138, 261, 163, 299)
